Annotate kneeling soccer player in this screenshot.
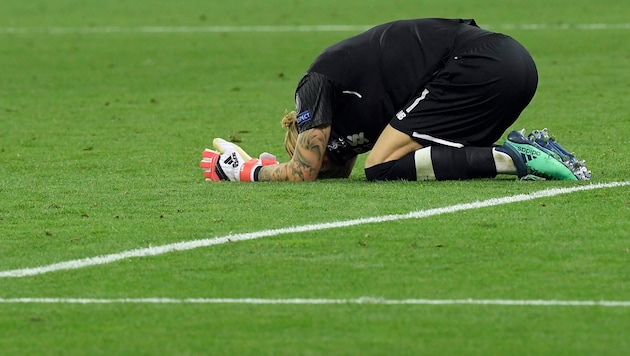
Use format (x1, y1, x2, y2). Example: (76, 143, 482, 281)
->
(200, 18, 590, 182)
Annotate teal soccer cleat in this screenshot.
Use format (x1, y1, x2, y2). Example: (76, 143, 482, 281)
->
(499, 129, 591, 181)
(528, 128, 591, 181)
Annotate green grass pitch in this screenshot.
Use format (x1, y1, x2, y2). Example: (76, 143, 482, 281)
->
(1, 0, 629, 354)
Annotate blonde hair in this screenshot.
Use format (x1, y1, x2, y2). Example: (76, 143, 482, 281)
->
(281, 111, 298, 158)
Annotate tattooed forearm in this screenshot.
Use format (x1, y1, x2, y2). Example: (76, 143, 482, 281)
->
(257, 127, 329, 182)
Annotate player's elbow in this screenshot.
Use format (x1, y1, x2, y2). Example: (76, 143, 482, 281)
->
(300, 169, 320, 182)
(286, 157, 322, 182)
(279, 161, 318, 182)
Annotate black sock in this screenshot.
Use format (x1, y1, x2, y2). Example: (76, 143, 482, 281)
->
(364, 146, 498, 181)
(431, 146, 497, 180)
(364, 153, 417, 181)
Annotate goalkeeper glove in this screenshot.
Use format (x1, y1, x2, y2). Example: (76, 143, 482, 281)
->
(199, 138, 278, 182)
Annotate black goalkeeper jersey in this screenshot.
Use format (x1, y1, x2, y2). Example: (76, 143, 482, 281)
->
(294, 18, 492, 165)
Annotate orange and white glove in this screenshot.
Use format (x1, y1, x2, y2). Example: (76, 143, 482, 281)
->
(199, 138, 278, 182)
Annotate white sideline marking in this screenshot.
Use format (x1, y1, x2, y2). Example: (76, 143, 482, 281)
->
(0, 297, 629, 307)
(0, 23, 628, 35)
(0, 181, 628, 279)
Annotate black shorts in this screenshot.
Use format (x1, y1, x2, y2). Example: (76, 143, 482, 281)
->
(389, 33, 538, 147)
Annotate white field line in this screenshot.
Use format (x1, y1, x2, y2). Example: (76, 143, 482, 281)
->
(0, 181, 628, 279)
(0, 23, 628, 35)
(0, 297, 629, 307)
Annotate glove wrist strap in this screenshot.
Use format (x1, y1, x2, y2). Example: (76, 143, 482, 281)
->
(253, 166, 262, 182)
(240, 159, 260, 182)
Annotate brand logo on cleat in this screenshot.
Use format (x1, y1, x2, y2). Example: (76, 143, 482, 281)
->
(516, 147, 540, 161)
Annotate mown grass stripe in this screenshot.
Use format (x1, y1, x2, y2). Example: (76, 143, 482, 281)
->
(0, 23, 628, 35)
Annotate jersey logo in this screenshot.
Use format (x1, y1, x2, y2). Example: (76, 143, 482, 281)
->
(296, 110, 311, 125)
(347, 132, 369, 146)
